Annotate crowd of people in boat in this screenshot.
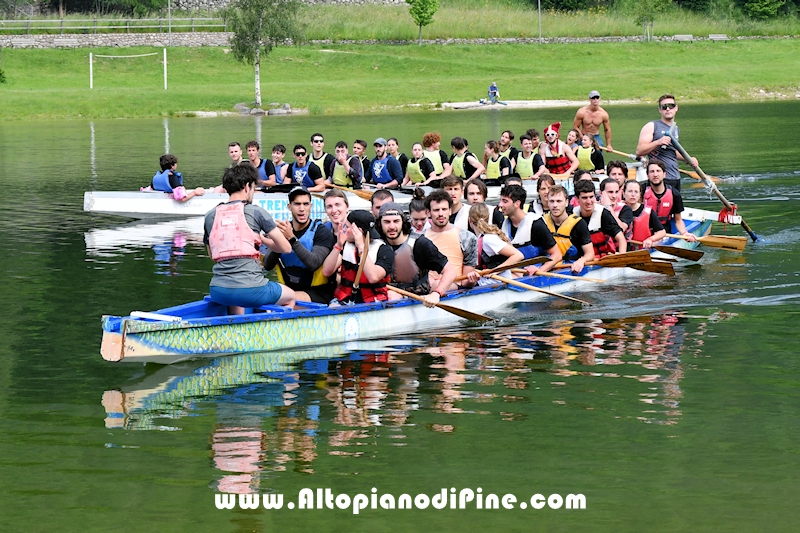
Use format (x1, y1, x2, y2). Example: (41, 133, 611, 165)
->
(156, 93, 699, 313)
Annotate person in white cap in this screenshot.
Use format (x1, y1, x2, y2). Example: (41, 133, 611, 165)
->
(573, 90, 613, 151)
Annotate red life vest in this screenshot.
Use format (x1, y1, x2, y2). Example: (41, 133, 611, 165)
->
(333, 241, 390, 303)
(626, 205, 654, 248)
(543, 141, 572, 175)
(579, 205, 617, 258)
(643, 186, 674, 225)
(208, 202, 261, 262)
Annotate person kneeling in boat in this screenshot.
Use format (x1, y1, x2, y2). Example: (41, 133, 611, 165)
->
(322, 210, 394, 305)
(378, 202, 456, 307)
(497, 184, 562, 275)
(573, 179, 627, 258)
(204, 165, 295, 314)
(263, 186, 337, 305)
(145, 154, 205, 202)
(543, 185, 595, 273)
(622, 180, 666, 249)
(469, 203, 524, 285)
(643, 159, 697, 242)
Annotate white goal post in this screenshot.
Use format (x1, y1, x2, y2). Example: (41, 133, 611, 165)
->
(90, 48, 167, 90)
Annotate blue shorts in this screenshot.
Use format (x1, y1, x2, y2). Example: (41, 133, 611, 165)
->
(210, 282, 282, 308)
(593, 134, 605, 147)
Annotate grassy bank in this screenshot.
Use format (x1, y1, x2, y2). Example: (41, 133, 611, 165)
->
(0, 39, 798, 120)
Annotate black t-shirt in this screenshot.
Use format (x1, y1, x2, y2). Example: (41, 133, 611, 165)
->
(618, 205, 634, 227)
(416, 157, 436, 179)
(508, 217, 557, 250)
(373, 243, 395, 275)
(580, 209, 623, 238)
(396, 153, 409, 176)
(504, 146, 519, 162)
(311, 153, 335, 179)
(631, 204, 666, 234)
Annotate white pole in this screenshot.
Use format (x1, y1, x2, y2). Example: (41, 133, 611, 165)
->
(89, 52, 93, 89)
(163, 48, 168, 90)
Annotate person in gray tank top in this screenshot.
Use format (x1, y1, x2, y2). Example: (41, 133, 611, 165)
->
(636, 94, 698, 192)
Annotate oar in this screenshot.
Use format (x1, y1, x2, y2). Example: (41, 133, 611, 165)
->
(489, 274, 591, 305)
(352, 233, 370, 290)
(599, 145, 641, 162)
(387, 285, 492, 322)
(325, 182, 374, 201)
(559, 249, 652, 269)
(511, 269, 606, 283)
(678, 167, 721, 184)
(453, 256, 550, 282)
(628, 260, 676, 276)
(667, 233, 747, 252)
(629, 240, 705, 261)
(666, 126, 759, 242)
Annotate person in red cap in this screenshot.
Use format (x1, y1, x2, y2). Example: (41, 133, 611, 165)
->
(539, 122, 579, 177)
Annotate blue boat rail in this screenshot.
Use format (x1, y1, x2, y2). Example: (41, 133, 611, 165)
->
(0, 17, 226, 35)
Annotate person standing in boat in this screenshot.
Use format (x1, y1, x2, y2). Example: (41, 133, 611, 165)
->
(636, 94, 697, 191)
(146, 154, 206, 202)
(329, 141, 363, 189)
(263, 186, 337, 305)
(204, 164, 295, 314)
(421, 132, 453, 186)
(449, 136, 485, 182)
(288, 145, 326, 192)
(403, 142, 437, 187)
(574, 90, 613, 150)
(272, 144, 289, 184)
(322, 210, 394, 305)
(622, 179, 666, 250)
(378, 202, 456, 305)
(573, 179, 627, 258)
(424, 189, 479, 290)
(542, 185, 595, 273)
(643, 159, 697, 242)
(497, 184, 562, 275)
(515, 134, 547, 180)
(309, 133, 336, 183)
(539, 122, 580, 177)
(370, 138, 404, 190)
(245, 141, 278, 188)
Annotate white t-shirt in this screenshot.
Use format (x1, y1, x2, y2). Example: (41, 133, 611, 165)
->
(478, 233, 512, 286)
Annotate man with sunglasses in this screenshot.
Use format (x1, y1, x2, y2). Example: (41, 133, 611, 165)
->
(288, 145, 325, 192)
(636, 94, 697, 191)
(309, 133, 335, 182)
(574, 90, 612, 150)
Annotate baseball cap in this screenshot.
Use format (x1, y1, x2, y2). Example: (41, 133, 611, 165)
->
(373, 137, 387, 146)
(288, 185, 310, 201)
(378, 202, 405, 218)
(589, 90, 601, 98)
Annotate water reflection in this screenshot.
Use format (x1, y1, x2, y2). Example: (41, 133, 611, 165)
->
(103, 313, 726, 493)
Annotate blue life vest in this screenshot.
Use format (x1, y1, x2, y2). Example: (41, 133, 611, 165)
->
(290, 162, 315, 188)
(371, 156, 394, 185)
(277, 220, 328, 288)
(255, 159, 271, 183)
(152, 170, 182, 192)
(274, 162, 287, 182)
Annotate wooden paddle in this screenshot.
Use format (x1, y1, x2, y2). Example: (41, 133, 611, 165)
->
(453, 256, 550, 283)
(599, 146, 720, 182)
(325, 182, 374, 201)
(352, 233, 369, 290)
(566, 249, 653, 269)
(387, 285, 493, 322)
(489, 274, 591, 305)
(678, 167, 721, 184)
(627, 260, 676, 276)
(666, 233, 747, 252)
(666, 127, 759, 242)
(628, 240, 705, 261)
(511, 269, 606, 283)
(599, 145, 641, 162)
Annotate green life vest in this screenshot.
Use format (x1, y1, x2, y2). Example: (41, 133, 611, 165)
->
(516, 153, 535, 178)
(499, 147, 512, 160)
(451, 153, 466, 178)
(576, 147, 595, 171)
(423, 149, 444, 175)
(486, 156, 502, 180)
(310, 152, 331, 179)
(407, 158, 426, 184)
(332, 157, 362, 187)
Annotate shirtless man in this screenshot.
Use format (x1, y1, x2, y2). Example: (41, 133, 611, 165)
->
(573, 90, 612, 150)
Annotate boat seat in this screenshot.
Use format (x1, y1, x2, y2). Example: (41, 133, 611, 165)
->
(294, 300, 328, 309)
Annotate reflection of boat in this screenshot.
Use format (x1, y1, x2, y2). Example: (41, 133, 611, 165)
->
(101, 340, 418, 429)
(84, 217, 205, 256)
(83, 190, 376, 220)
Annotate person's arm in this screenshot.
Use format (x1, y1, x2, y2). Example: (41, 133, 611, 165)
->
(569, 243, 595, 273)
(279, 164, 289, 184)
(307, 164, 326, 192)
(573, 109, 585, 134)
(500, 157, 511, 176)
(439, 150, 452, 178)
(672, 212, 697, 242)
(495, 243, 524, 270)
(592, 149, 605, 172)
(528, 244, 563, 274)
(466, 154, 485, 179)
(421, 159, 438, 185)
(532, 154, 547, 179)
(603, 111, 612, 150)
(262, 227, 292, 253)
(636, 121, 663, 157)
(261, 160, 278, 187)
(322, 226, 346, 277)
(290, 228, 333, 271)
(614, 229, 627, 253)
(565, 144, 580, 175)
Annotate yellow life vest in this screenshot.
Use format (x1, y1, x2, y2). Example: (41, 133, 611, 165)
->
(310, 152, 330, 179)
(332, 157, 362, 187)
(516, 153, 535, 178)
(451, 153, 466, 178)
(543, 213, 582, 256)
(576, 147, 595, 171)
(499, 147, 512, 160)
(423, 149, 444, 175)
(406, 158, 426, 184)
(486, 156, 502, 180)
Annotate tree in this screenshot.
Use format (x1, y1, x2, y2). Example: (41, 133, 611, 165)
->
(631, 0, 671, 42)
(407, 0, 439, 45)
(741, 0, 786, 18)
(224, 0, 303, 107)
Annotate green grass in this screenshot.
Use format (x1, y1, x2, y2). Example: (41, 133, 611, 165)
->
(0, 39, 799, 120)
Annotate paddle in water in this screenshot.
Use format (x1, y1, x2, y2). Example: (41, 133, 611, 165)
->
(387, 285, 493, 322)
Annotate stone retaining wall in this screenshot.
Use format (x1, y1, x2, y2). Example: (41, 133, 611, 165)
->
(174, 0, 406, 8)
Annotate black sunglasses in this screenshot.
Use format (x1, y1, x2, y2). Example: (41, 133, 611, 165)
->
(660, 103, 677, 110)
(312, 139, 324, 143)
(294, 152, 306, 157)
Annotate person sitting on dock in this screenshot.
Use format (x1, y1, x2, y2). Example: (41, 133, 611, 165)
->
(329, 141, 363, 189)
(378, 202, 456, 306)
(288, 145, 325, 192)
(488, 82, 500, 104)
(622, 180, 666, 250)
(643, 159, 697, 242)
(424, 189, 479, 290)
(204, 165, 295, 314)
(370, 137, 404, 190)
(322, 210, 394, 305)
(573, 179, 627, 258)
(246, 141, 278, 188)
(515, 134, 547, 180)
(263, 186, 337, 305)
(497, 184, 562, 275)
(449, 136, 485, 182)
(422, 132, 453, 185)
(540, 122, 579, 177)
(403, 142, 437, 187)
(543, 185, 595, 273)
(145, 154, 206, 202)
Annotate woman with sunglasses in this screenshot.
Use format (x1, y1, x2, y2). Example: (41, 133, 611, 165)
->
(635, 94, 698, 192)
(539, 122, 579, 178)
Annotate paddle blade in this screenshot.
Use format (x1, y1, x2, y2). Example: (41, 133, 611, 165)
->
(590, 249, 652, 268)
(653, 245, 705, 262)
(629, 260, 675, 276)
(699, 235, 747, 252)
(437, 302, 493, 322)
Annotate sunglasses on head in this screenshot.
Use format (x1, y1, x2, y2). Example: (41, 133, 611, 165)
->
(660, 102, 677, 110)
(295, 152, 306, 157)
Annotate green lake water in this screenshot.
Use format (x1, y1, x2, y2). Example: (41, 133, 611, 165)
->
(1, 102, 799, 532)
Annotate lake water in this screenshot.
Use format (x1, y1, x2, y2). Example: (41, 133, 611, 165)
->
(1, 102, 799, 532)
